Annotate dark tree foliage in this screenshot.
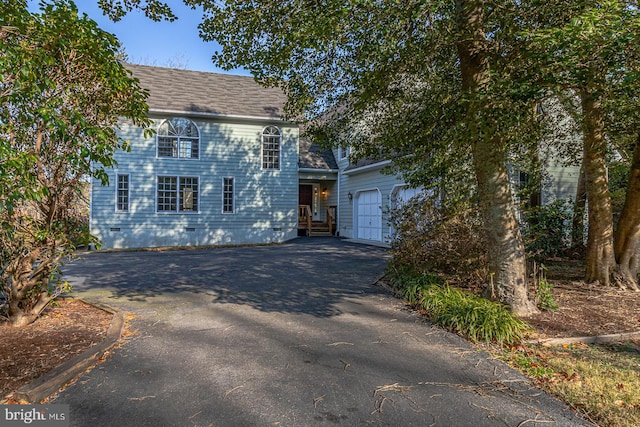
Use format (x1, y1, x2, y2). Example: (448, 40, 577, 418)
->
(0, 0, 151, 326)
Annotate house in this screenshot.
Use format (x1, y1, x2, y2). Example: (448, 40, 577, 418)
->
(90, 65, 580, 249)
(90, 64, 299, 248)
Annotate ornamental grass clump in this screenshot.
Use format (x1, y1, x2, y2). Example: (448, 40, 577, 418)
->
(393, 273, 529, 346)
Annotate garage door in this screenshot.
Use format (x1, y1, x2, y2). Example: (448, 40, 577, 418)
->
(393, 186, 421, 207)
(356, 190, 382, 241)
(389, 185, 422, 238)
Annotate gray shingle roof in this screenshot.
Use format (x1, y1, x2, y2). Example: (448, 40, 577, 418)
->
(344, 157, 387, 172)
(126, 64, 287, 119)
(298, 138, 338, 170)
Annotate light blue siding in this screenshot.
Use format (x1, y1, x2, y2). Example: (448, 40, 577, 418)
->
(91, 115, 299, 248)
(338, 162, 405, 243)
(542, 161, 580, 205)
(539, 96, 582, 205)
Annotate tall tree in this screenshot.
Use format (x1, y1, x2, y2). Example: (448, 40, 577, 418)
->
(454, 0, 535, 313)
(179, 0, 540, 314)
(615, 136, 640, 289)
(0, 0, 151, 326)
(523, 0, 640, 289)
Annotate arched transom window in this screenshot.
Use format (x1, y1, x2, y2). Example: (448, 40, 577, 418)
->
(262, 126, 281, 169)
(157, 117, 199, 159)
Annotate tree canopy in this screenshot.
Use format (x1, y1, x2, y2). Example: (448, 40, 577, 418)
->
(0, 0, 151, 326)
(172, 1, 540, 313)
(95, 0, 640, 303)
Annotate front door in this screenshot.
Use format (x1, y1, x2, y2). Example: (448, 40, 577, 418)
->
(299, 184, 321, 220)
(299, 184, 313, 209)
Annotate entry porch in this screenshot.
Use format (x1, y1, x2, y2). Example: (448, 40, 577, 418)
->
(298, 182, 337, 237)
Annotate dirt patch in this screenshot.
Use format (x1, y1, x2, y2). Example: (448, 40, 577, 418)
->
(525, 284, 640, 339)
(0, 299, 113, 401)
(525, 259, 640, 342)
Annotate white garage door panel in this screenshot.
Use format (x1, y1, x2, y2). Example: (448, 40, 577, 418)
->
(356, 190, 382, 241)
(396, 187, 420, 205)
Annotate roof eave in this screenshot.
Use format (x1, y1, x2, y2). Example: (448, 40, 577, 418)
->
(298, 167, 339, 173)
(343, 160, 391, 175)
(148, 108, 296, 124)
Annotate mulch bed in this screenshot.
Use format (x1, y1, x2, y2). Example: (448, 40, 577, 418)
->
(0, 299, 113, 401)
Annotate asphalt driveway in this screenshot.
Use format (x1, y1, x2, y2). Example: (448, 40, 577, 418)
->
(54, 237, 590, 426)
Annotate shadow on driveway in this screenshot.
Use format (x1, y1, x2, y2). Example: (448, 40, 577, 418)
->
(57, 237, 592, 426)
(65, 237, 390, 317)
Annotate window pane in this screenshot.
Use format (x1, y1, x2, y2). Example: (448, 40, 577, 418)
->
(223, 177, 234, 213)
(158, 136, 178, 157)
(179, 137, 199, 159)
(179, 177, 199, 212)
(157, 177, 177, 211)
(170, 118, 198, 137)
(117, 174, 129, 211)
(157, 118, 199, 159)
(262, 126, 280, 169)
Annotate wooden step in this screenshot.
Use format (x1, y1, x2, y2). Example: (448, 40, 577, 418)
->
(309, 230, 333, 237)
(299, 221, 334, 237)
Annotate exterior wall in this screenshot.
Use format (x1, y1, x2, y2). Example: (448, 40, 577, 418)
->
(337, 157, 579, 244)
(509, 157, 581, 209)
(298, 179, 338, 223)
(91, 115, 299, 249)
(298, 169, 338, 223)
(542, 159, 580, 205)
(337, 161, 404, 243)
(540, 95, 582, 205)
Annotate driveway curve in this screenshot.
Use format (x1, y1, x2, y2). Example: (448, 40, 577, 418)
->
(55, 237, 590, 426)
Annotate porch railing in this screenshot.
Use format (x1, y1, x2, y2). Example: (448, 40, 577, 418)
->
(326, 205, 337, 235)
(299, 204, 337, 236)
(299, 205, 312, 235)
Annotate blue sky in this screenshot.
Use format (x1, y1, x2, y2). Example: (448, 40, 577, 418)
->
(28, 1, 249, 75)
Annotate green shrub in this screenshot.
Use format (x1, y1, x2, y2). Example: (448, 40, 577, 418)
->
(534, 276, 558, 311)
(392, 273, 530, 346)
(387, 197, 488, 284)
(522, 199, 572, 260)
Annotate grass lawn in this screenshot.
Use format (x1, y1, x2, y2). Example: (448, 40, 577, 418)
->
(496, 342, 640, 427)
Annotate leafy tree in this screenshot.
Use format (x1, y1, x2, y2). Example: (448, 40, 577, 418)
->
(96, 0, 176, 21)
(99, 0, 640, 300)
(0, 0, 150, 326)
(173, 0, 540, 315)
(523, 0, 640, 289)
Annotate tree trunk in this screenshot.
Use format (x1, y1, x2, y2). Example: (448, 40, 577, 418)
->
(455, 0, 538, 316)
(4, 248, 57, 327)
(614, 134, 640, 291)
(580, 87, 617, 286)
(571, 160, 587, 249)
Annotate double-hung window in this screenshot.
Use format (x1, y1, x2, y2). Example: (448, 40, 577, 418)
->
(338, 145, 350, 161)
(262, 126, 281, 169)
(157, 117, 199, 159)
(157, 176, 199, 212)
(116, 174, 129, 212)
(223, 177, 234, 213)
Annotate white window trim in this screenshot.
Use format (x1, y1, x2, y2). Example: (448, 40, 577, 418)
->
(155, 175, 200, 214)
(261, 125, 282, 170)
(115, 173, 130, 213)
(222, 176, 235, 214)
(156, 118, 201, 160)
(338, 145, 350, 161)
